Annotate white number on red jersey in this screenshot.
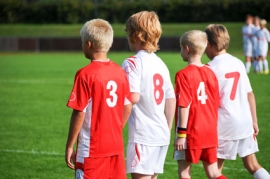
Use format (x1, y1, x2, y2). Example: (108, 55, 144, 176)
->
(106, 80, 118, 107)
(197, 82, 208, 104)
(225, 72, 240, 100)
(153, 74, 164, 105)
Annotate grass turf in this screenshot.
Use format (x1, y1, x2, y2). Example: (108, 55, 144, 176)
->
(0, 51, 269, 178)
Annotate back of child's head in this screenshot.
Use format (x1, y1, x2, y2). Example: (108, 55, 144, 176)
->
(260, 19, 267, 27)
(80, 19, 113, 52)
(246, 14, 253, 24)
(254, 16, 260, 26)
(204, 24, 230, 51)
(180, 30, 207, 56)
(125, 11, 161, 53)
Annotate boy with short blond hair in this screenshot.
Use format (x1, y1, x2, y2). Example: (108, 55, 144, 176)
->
(65, 18, 132, 179)
(174, 30, 227, 179)
(205, 24, 270, 179)
(122, 11, 176, 179)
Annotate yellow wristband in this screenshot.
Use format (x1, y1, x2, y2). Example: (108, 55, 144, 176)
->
(177, 133, 186, 138)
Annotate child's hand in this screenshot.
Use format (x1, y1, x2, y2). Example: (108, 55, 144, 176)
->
(174, 137, 186, 151)
(65, 147, 76, 170)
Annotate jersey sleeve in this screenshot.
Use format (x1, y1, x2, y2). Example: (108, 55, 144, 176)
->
(122, 57, 141, 93)
(175, 71, 192, 108)
(66, 72, 91, 112)
(164, 68, 176, 99)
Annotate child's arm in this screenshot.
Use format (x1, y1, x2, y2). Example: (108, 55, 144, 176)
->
(123, 102, 132, 127)
(247, 91, 259, 135)
(165, 98, 176, 130)
(174, 106, 189, 151)
(130, 92, 140, 104)
(65, 109, 85, 170)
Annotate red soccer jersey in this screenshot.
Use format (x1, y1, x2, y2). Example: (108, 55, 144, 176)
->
(175, 64, 220, 149)
(67, 60, 130, 158)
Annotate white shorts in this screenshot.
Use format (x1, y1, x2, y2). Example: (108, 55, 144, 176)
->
(174, 150, 185, 160)
(126, 143, 168, 175)
(217, 135, 259, 160)
(244, 42, 253, 57)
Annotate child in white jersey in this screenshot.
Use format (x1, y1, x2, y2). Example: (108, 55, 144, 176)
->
(242, 14, 255, 73)
(205, 24, 270, 179)
(255, 19, 270, 74)
(122, 11, 176, 179)
(251, 16, 261, 72)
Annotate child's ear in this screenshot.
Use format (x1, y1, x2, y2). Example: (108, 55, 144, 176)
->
(87, 41, 92, 49)
(185, 46, 190, 53)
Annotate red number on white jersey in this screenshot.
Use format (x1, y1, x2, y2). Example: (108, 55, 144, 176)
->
(153, 74, 164, 105)
(106, 80, 118, 107)
(197, 82, 208, 104)
(225, 72, 240, 100)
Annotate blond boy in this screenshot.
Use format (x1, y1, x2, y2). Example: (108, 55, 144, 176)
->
(122, 11, 176, 179)
(65, 19, 132, 179)
(174, 30, 227, 179)
(205, 24, 270, 179)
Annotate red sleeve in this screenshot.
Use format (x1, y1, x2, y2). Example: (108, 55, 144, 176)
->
(67, 72, 91, 112)
(175, 71, 192, 108)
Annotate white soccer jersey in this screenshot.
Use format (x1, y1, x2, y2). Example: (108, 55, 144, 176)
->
(208, 53, 254, 140)
(255, 27, 270, 57)
(251, 25, 261, 57)
(122, 50, 175, 146)
(242, 24, 255, 56)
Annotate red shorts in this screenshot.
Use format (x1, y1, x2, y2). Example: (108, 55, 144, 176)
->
(75, 154, 126, 179)
(185, 147, 217, 164)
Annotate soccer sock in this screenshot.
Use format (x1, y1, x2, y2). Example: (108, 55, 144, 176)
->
(252, 60, 258, 71)
(263, 59, 269, 71)
(246, 61, 251, 73)
(216, 175, 227, 179)
(258, 61, 263, 73)
(253, 168, 270, 179)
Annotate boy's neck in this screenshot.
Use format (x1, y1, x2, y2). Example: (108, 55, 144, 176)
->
(188, 55, 203, 66)
(89, 51, 108, 62)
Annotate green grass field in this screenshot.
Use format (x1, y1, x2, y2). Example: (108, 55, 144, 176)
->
(0, 51, 269, 179)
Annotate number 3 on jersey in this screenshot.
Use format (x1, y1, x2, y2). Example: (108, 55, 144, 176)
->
(197, 82, 208, 104)
(153, 74, 164, 105)
(106, 80, 118, 107)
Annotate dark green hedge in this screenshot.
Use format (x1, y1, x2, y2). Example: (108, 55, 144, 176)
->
(1, 0, 270, 24)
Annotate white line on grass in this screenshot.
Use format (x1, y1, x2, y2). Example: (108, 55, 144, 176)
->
(1, 149, 246, 171)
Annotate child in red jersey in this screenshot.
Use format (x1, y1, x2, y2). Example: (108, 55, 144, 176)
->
(174, 30, 227, 179)
(65, 19, 132, 179)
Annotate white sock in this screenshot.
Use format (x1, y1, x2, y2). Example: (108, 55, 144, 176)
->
(258, 61, 263, 73)
(263, 59, 269, 71)
(246, 61, 251, 73)
(253, 168, 270, 179)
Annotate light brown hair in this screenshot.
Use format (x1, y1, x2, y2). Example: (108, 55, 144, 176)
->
(125, 11, 162, 53)
(204, 24, 230, 51)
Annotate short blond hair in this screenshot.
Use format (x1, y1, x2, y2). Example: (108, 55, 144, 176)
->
(80, 19, 113, 52)
(204, 24, 230, 51)
(125, 11, 162, 53)
(180, 30, 207, 55)
(260, 19, 267, 27)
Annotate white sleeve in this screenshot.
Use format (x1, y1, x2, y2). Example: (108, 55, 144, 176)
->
(164, 68, 175, 99)
(122, 58, 141, 93)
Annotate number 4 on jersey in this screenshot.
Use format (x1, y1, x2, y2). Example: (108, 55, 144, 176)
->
(197, 82, 208, 104)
